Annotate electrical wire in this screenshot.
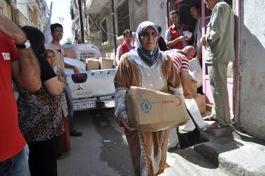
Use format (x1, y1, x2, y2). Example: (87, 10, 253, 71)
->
(99, 23, 117, 37)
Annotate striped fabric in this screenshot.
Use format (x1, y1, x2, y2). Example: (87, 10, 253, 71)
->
(169, 53, 189, 73)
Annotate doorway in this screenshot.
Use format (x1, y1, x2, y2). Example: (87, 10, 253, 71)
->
(169, 0, 235, 118)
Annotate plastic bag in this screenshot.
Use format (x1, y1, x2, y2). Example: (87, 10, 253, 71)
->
(179, 99, 207, 132)
(189, 58, 202, 88)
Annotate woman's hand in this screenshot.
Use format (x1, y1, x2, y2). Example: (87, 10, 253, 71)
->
(58, 76, 65, 83)
(120, 114, 135, 132)
(178, 120, 188, 126)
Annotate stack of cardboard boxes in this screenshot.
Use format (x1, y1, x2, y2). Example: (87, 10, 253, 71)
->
(82, 58, 114, 70)
(184, 80, 206, 114)
(195, 94, 206, 114)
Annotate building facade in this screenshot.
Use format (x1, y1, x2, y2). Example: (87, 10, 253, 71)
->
(1, 0, 48, 32)
(71, 0, 265, 141)
(70, 0, 167, 59)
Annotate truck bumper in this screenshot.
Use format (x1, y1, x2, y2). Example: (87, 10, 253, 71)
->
(73, 98, 115, 111)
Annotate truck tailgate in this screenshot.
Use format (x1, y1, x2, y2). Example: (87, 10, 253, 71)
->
(66, 69, 116, 99)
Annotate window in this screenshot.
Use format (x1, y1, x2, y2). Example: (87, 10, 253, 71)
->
(0, 7, 3, 15)
(117, 0, 130, 36)
(88, 14, 100, 31)
(101, 19, 107, 43)
(70, 8, 75, 20)
(28, 8, 33, 21)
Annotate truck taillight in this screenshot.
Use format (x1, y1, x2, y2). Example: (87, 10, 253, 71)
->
(72, 73, 87, 83)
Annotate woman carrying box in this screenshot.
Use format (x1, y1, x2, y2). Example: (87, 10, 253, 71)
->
(114, 21, 186, 176)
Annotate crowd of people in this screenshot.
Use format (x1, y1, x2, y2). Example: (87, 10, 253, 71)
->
(0, 17, 82, 176)
(0, 0, 234, 175)
(114, 0, 234, 175)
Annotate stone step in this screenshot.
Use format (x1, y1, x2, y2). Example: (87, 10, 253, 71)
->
(193, 130, 265, 176)
(160, 148, 228, 176)
(161, 128, 265, 176)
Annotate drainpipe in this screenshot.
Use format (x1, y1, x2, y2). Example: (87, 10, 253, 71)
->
(234, 0, 241, 125)
(111, 0, 117, 64)
(78, 0, 84, 43)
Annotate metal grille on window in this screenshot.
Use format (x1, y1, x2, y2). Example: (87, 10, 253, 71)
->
(117, 0, 130, 36)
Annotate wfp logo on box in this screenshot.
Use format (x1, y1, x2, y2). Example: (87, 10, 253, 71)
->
(141, 99, 152, 113)
(141, 96, 182, 113)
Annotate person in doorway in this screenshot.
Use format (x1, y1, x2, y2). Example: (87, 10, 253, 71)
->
(201, 0, 235, 128)
(0, 14, 41, 176)
(190, 4, 202, 63)
(157, 26, 168, 51)
(115, 29, 135, 65)
(17, 26, 65, 176)
(46, 23, 83, 136)
(190, 4, 203, 94)
(114, 21, 185, 175)
(165, 10, 190, 50)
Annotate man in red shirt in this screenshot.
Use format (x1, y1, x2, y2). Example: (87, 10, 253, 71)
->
(115, 29, 135, 65)
(165, 10, 191, 50)
(0, 15, 41, 175)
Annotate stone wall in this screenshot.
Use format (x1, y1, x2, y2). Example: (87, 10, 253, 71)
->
(239, 0, 265, 140)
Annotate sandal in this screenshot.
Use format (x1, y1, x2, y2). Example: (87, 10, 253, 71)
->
(203, 114, 217, 121)
(207, 122, 229, 129)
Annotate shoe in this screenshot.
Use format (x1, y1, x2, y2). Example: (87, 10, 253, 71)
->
(168, 144, 179, 152)
(70, 129, 83, 137)
(229, 123, 236, 131)
(203, 114, 217, 121)
(57, 153, 64, 160)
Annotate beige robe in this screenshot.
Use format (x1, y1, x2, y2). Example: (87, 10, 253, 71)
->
(114, 52, 181, 176)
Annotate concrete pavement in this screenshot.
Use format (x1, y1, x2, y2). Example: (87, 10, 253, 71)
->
(160, 126, 265, 176)
(57, 109, 265, 176)
(57, 109, 134, 176)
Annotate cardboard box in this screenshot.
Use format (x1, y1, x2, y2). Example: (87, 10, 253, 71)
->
(99, 58, 113, 69)
(184, 80, 198, 98)
(64, 48, 76, 59)
(127, 86, 189, 132)
(195, 94, 206, 114)
(82, 58, 100, 70)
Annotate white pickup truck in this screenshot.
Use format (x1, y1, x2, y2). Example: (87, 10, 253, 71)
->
(63, 44, 116, 111)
